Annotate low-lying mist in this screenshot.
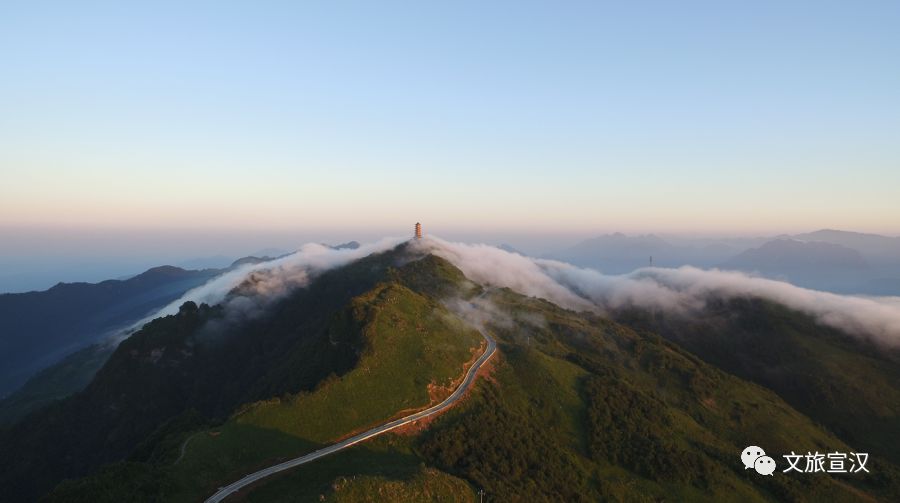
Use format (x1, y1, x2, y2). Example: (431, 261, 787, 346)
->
(128, 235, 900, 348)
(128, 237, 405, 331)
(414, 236, 900, 348)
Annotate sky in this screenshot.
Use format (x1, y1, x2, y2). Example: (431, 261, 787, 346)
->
(1, 1, 899, 290)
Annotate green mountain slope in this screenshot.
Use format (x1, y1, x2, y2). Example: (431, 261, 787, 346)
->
(613, 298, 900, 466)
(0, 246, 418, 500)
(159, 282, 482, 501)
(211, 279, 900, 502)
(414, 288, 900, 502)
(5, 247, 900, 502)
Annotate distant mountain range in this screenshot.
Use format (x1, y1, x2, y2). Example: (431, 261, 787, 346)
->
(724, 238, 869, 270)
(0, 266, 222, 399)
(0, 251, 291, 402)
(551, 229, 900, 295)
(721, 239, 871, 291)
(329, 241, 361, 250)
(176, 255, 236, 270)
(549, 232, 743, 273)
(497, 243, 526, 255)
(793, 229, 900, 263)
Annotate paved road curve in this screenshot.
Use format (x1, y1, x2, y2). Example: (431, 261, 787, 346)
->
(205, 327, 497, 502)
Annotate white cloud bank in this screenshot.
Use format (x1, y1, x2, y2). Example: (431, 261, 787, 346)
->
(414, 236, 900, 347)
(125, 234, 900, 348)
(129, 237, 405, 331)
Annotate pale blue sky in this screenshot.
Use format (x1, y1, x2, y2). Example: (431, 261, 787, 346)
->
(1, 1, 899, 289)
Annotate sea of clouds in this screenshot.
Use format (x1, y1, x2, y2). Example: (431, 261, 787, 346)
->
(414, 236, 900, 348)
(128, 237, 405, 331)
(128, 235, 900, 348)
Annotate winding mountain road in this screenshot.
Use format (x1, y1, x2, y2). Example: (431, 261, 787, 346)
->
(204, 326, 496, 502)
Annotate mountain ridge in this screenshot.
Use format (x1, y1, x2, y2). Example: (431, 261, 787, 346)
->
(3, 243, 899, 502)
